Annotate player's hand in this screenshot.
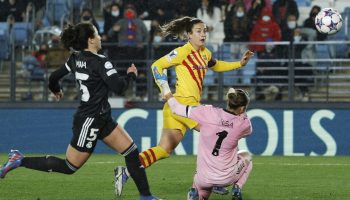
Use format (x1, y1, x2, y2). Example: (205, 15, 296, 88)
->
(53, 90, 64, 101)
(240, 50, 254, 67)
(127, 63, 138, 77)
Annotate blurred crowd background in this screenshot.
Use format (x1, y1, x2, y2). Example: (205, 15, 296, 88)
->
(0, 0, 349, 105)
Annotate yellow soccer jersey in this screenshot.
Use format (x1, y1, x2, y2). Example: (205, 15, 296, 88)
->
(152, 42, 242, 102)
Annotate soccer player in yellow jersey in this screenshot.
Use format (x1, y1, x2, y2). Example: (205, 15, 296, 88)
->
(114, 16, 253, 197)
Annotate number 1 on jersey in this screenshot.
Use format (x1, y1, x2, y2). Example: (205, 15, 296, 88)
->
(212, 130, 228, 156)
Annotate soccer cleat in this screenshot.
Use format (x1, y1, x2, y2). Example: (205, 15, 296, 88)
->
(187, 188, 199, 200)
(212, 186, 229, 195)
(0, 150, 24, 179)
(232, 185, 242, 200)
(140, 195, 162, 200)
(114, 166, 129, 197)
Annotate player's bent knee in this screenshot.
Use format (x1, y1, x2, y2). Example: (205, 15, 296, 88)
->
(237, 150, 252, 162)
(62, 159, 79, 175)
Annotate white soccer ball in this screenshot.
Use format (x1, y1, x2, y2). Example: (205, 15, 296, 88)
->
(315, 8, 343, 35)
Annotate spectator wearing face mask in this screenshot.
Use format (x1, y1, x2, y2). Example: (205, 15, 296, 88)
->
(196, 0, 224, 46)
(224, 2, 250, 42)
(80, 8, 100, 34)
(103, 3, 123, 41)
(303, 5, 327, 41)
(279, 13, 298, 58)
(272, 0, 299, 29)
(250, 6, 281, 53)
(247, 0, 266, 30)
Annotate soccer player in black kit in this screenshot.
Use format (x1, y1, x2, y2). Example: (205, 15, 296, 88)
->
(0, 22, 159, 200)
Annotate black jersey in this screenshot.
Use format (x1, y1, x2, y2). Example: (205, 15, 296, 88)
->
(49, 51, 135, 117)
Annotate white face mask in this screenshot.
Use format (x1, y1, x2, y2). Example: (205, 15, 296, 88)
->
(262, 15, 271, 22)
(154, 35, 162, 43)
(266, 45, 274, 53)
(294, 35, 302, 42)
(236, 11, 244, 18)
(111, 10, 120, 17)
(287, 21, 297, 29)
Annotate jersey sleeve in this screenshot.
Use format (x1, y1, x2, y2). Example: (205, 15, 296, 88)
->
(239, 115, 253, 139)
(98, 59, 136, 95)
(168, 97, 212, 125)
(207, 48, 241, 72)
(64, 55, 74, 72)
(152, 47, 185, 94)
(48, 55, 72, 93)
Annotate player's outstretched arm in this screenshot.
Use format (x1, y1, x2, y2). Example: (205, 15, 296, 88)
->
(210, 50, 254, 72)
(240, 50, 254, 67)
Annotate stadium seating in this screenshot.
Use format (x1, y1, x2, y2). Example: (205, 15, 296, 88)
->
(295, 0, 311, 7)
(45, 0, 69, 26)
(0, 28, 9, 72)
(11, 22, 31, 47)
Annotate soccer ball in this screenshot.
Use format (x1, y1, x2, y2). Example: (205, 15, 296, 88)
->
(315, 8, 343, 35)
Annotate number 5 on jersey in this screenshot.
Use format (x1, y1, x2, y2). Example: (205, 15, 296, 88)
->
(75, 72, 90, 102)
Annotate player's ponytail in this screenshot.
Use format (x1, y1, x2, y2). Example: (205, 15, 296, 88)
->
(227, 88, 250, 111)
(160, 16, 203, 39)
(60, 23, 95, 51)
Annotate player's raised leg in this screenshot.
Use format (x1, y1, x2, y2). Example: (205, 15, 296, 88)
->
(0, 150, 24, 178)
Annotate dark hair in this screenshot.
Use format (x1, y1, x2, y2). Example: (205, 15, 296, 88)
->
(227, 89, 250, 110)
(160, 16, 203, 39)
(60, 23, 95, 51)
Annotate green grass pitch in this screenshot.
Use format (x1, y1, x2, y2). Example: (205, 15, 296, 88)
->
(0, 154, 349, 200)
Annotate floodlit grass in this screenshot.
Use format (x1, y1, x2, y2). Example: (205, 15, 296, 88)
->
(0, 154, 349, 200)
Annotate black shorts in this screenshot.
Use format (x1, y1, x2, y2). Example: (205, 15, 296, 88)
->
(70, 112, 118, 153)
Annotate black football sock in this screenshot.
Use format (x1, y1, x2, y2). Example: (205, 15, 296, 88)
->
(122, 143, 152, 196)
(21, 156, 79, 174)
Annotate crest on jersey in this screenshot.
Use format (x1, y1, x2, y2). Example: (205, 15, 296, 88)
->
(166, 50, 178, 62)
(104, 61, 113, 69)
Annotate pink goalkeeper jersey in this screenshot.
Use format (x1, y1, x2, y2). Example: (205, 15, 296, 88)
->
(168, 98, 252, 185)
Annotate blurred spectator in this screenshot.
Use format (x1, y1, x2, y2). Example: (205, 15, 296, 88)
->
(292, 28, 313, 101)
(303, 5, 327, 41)
(107, 4, 149, 100)
(6, 14, 15, 34)
(3, 0, 26, 22)
(224, 1, 250, 42)
(197, 0, 224, 45)
(227, 0, 253, 12)
(80, 8, 100, 34)
(21, 43, 48, 80)
(279, 13, 298, 58)
(148, 0, 176, 24)
(255, 41, 283, 101)
(103, 3, 122, 41)
(109, 4, 149, 59)
(23, 1, 34, 22)
(0, 0, 7, 21)
(247, 0, 268, 31)
(250, 6, 281, 53)
(175, 0, 201, 17)
(123, 0, 150, 19)
(272, 0, 299, 28)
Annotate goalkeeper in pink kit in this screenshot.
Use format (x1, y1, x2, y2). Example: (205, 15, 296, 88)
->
(162, 85, 253, 200)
